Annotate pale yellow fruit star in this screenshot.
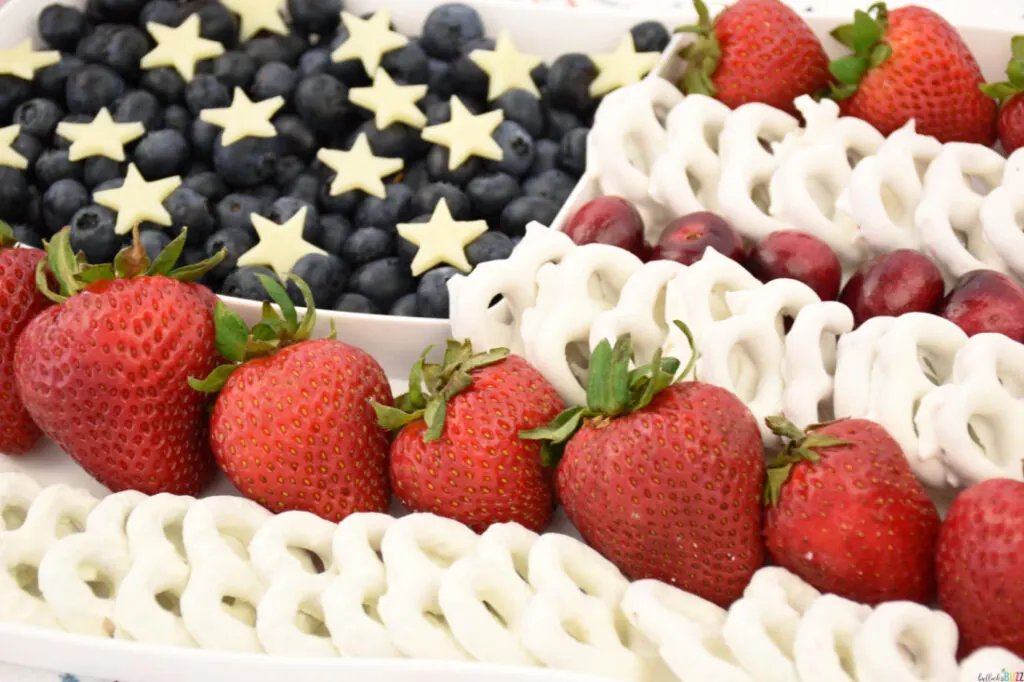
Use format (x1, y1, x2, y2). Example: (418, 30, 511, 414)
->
(141, 15, 226, 81)
(317, 134, 404, 199)
(93, 164, 182, 236)
(349, 68, 428, 130)
(55, 108, 145, 162)
(0, 40, 59, 81)
(199, 88, 284, 146)
(396, 199, 487, 276)
(220, 0, 289, 42)
(330, 10, 408, 76)
(0, 125, 28, 170)
(589, 35, 662, 97)
(236, 207, 327, 278)
(469, 30, 543, 101)
(421, 97, 504, 171)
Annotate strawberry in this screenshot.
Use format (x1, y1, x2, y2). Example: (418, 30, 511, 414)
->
(763, 417, 941, 605)
(522, 329, 765, 607)
(192, 274, 393, 522)
(936, 478, 1024, 659)
(981, 36, 1024, 153)
(375, 340, 564, 533)
(828, 4, 996, 144)
(14, 227, 227, 494)
(0, 223, 53, 454)
(677, 0, 831, 116)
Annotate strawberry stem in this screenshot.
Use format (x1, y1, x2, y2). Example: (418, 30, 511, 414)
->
(763, 416, 850, 506)
(675, 0, 722, 98)
(826, 3, 891, 101)
(980, 35, 1024, 105)
(0, 221, 16, 250)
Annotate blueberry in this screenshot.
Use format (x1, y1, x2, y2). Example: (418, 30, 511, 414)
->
(275, 115, 318, 159)
(318, 183, 363, 216)
(341, 226, 394, 266)
(450, 38, 491, 100)
(184, 74, 231, 115)
(332, 292, 379, 314)
(298, 48, 331, 77)
(402, 161, 430, 192)
(34, 149, 83, 188)
(426, 58, 454, 100)
(221, 266, 277, 301)
(251, 62, 298, 101)
(246, 35, 307, 68)
(545, 55, 597, 113)
(24, 187, 43, 233)
(215, 193, 265, 234)
(213, 135, 280, 188)
(253, 183, 281, 206)
(558, 127, 588, 175)
(205, 227, 255, 280)
(287, 173, 320, 205)
(177, 0, 239, 49)
(13, 98, 64, 140)
(166, 187, 215, 245)
(11, 223, 43, 249)
(140, 67, 186, 104)
(275, 156, 306, 190)
(348, 257, 413, 310)
(425, 146, 481, 187)
(416, 266, 460, 318)
(0, 168, 28, 222)
(113, 89, 163, 129)
(499, 196, 559, 237)
(352, 183, 414, 233)
(66, 64, 127, 115)
(491, 89, 544, 139)
(133, 129, 191, 178)
(68, 204, 120, 262)
(93, 178, 124, 194)
(183, 170, 228, 202)
(287, 0, 342, 37)
(34, 56, 85, 103)
(76, 24, 152, 81)
(12, 133, 43, 171)
(531, 63, 548, 89)
(523, 168, 576, 206)
(319, 213, 352, 256)
(388, 293, 419, 316)
(293, 74, 349, 134)
(490, 121, 535, 178)
(380, 40, 429, 85)
(38, 5, 90, 52)
(346, 120, 427, 162)
(411, 182, 471, 219)
(0, 80, 30, 129)
(139, 229, 172, 262)
(88, 0, 148, 22)
(465, 230, 515, 266)
(210, 51, 256, 90)
(268, 196, 320, 245)
(190, 119, 219, 160)
(466, 172, 521, 222)
(83, 157, 126, 189)
(630, 21, 670, 53)
(139, 0, 179, 27)
(529, 139, 560, 175)
(421, 4, 485, 61)
(545, 108, 583, 142)
(162, 104, 191, 133)
(286, 253, 348, 307)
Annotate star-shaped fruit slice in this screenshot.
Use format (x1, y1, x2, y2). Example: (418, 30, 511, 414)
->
(330, 10, 408, 76)
(55, 108, 145, 162)
(0, 41, 59, 81)
(141, 14, 225, 81)
(588, 35, 662, 97)
(0, 125, 28, 170)
(93, 164, 182, 236)
(469, 30, 543, 101)
(220, 0, 289, 42)
(349, 68, 428, 129)
(199, 88, 284, 146)
(317, 134, 404, 199)
(420, 97, 504, 171)
(396, 199, 488, 276)
(236, 207, 327, 278)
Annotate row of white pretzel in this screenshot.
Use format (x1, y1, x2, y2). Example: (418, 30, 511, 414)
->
(586, 77, 1024, 283)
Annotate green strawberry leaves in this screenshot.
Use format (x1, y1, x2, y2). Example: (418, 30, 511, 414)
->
(980, 35, 1024, 105)
(373, 339, 510, 443)
(675, 0, 723, 98)
(827, 3, 892, 102)
(763, 415, 850, 506)
(0, 221, 16, 249)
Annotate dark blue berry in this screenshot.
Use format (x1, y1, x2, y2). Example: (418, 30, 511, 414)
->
(221, 266, 277, 301)
(466, 172, 521, 222)
(35, 56, 85, 103)
(162, 104, 190, 133)
(346, 120, 427, 162)
(341, 226, 394, 267)
(166, 186, 215, 245)
(139, 0, 179, 28)
(403, 161, 430, 192)
(450, 38, 491, 100)
(493, 89, 544, 139)
(245, 35, 306, 68)
(318, 183, 363, 216)
(381, 40, 429, 85)
(205, 227, 255, 280)
(184, 74, 230, 115)
(298, 48, 331, 77)
(389, 293, 419, 316)
(275, 156, 306, 190)
(140, 67, 185, 105)
(177, 0, 239, 48)
(545, 108, 583, 142)
(113, 89, 163, 129)
(348, 256, 413, 310)
(139, 229, 172, 262)
(215, 193, 265, 234)
(0, 168, 28, 222)
(34, 149, 83, 188)
(531, 63, 548, 89)
(213, 135, 280, 188)
(558, 127, 588, 175)
(287, 173, 320, 205)
(425, 146, 481, 187)
(210, 51, 256, 90)
(523, 168, 576, 206)
(11, 223, 43, 249)
(66, 64, 127, 115)
(268, 196, 321, 245)
(183, 170, 228, 202)
(545, 54, 597, 113)
(133, 129, 191, 179)
(93, 178, 123, 193)
(13, 98, 64, 140)
(465, 230, 515, 266)
(38, 5, 90, 52)
(251, 184, 280, 205)
(24, 187, 43, 233)
(426, 59, 454, 100)
(529, 138, 560, 175)
(490, 121, 535, 178)
(11, 133, 43, 171)
(421, 4, 484, 61)
(411, 182, 471, 219)
(287, 253, 348, 307)
(353, 183, 414, 233)
(630, 21, 670, 53)
(500, 196, 559, 237)
(287, 0, 341, 37)
(76, 24, 152, 81)
(274, 115, 317, 159)
(319, 213, 352, 256)
(0, 76, 30, 125)
(416, 266, 460, 318)
(293, 73, 349, 134)
(86, 0, 147, 23)
(190, 119, 218, 160)
(251, 62, 298, 101)
(83, 157, 126, 189)
(332, 292, 379, 314)
(68, 204, 120, 262)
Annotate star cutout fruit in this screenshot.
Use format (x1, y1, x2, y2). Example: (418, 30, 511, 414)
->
(199, 88, 284, 146)
(236, 207, 327, 278)
(55, 108, 145, 162)
(350, 68, 428, 129)
(330, 10, 408, 76)
(0, 125, 28, 170)
(316, 134, 404, 199)
(469, 30, 543, 101)
(93, 164, 182, 235)
(588, 35, 662, 97)
(421, 97, 504, 171)
(220, 0, 289, 42)
(396, 199, 487, 276)
(0, 40, 59, 81)
(141, 15, 226, 81)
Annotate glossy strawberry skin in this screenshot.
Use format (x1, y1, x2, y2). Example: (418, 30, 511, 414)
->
(711, 0, 831, 115)
(937, 478, 1024, 659)
(0, 248, 52, 454)
(765, 419, 941, 605)
(839, 7, 996, 144)
(998, 93, 1024, 154)
(389, 355, 564, 533)
(556, 382, 765, 608)
(211, 338, 394, 522)
(14, 276, 219, 494)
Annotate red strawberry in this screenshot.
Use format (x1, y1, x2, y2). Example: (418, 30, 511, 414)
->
(981, 36, 1024, 153)
(376, 340, 564, 533)
(523, 331, 765, 607)
(678, 0, 831, 116)
(829, 4, 996, 144)
(763, 417, 941, 605)
(0, 223, 52, 454)
(194, 274, 393, 521)
(15, 227, 226, 494)
(936, 478, 1024, 659)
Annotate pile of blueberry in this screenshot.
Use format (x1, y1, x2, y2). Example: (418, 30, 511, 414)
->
(0, 0, 670, 317)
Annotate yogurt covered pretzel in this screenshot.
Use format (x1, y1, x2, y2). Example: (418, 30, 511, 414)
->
(980, 147, 1024, 281)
